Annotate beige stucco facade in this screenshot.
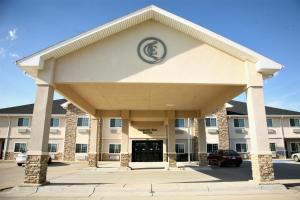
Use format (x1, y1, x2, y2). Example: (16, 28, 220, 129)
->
(15, 5, 284, 184)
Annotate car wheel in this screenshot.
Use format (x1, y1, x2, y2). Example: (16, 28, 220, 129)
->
(48, 157, 52, 164)
(17, 163, 22, 166)
(293, 155, 300, 162)
(235, 163, 241, 167)
(208, 160, 212, 165)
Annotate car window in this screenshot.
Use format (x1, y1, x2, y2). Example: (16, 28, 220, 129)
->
(224, 150, 239, 156)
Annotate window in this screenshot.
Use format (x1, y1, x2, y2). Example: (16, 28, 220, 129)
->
(205, 118, 217, 127)
(235, 143, 247, 153)
(109, 144, 121, 153)
(17, 118, 29, 127)
(175, 143, 185, 154)
(290, 118, 300, 127)
(14, 143, 27, 153)
(291, 143, 300, 152)
(50, 118, 60, 127)
(207, 144, 218, 153)
(75, 144, 87, 153)
(110, 118, 122, 128)
(267, 119, 273, 127)
(77, 117, 89, 127)
(175, 119, 185, 128)
(48, 143, 58, 153)
(269, 143, 276, 152)
(234, 118, 245, 128)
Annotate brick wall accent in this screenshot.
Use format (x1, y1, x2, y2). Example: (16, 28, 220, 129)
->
(63, 104, 86, 161)
(216, 105, 230, 150)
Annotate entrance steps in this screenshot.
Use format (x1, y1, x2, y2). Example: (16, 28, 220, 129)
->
(129, 162, 168, 170)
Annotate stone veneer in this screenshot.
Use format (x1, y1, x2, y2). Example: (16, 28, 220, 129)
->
(63, 104, 86, 161)
(120, 153, 129, 167)
(216, 106, 230, 150)
(24, 155, 48, 184)
(251, 154, 274, 182)
(88, 153, 98, 167)
(198, 153, 208, 166)
(168, 153, 176, 167)
(54, 152, 63, 161)
(5, 152, 15, 160)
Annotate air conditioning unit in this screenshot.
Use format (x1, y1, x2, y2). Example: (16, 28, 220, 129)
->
(18, 127, 28, 133)
(235, 128, 246, 134)
(293, 129, 300, 134)
(207, 128, 218, 134)
(50, 128, 59, 133)
(77, 127, 89, 133)
(268, 129, 276, 134)
(109, 154, 120, 160)
(175, 129, 185, 134)
(76, 154, 87, 160)
(110, 129, 119, 134)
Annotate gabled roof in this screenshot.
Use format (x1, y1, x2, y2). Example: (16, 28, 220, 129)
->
(0, 99, 67, 115)
(227, 100, 300, 116)
(17, 5, 282, 77)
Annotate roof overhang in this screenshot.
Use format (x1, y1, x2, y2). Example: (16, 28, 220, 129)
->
(17, 5, 283, 78)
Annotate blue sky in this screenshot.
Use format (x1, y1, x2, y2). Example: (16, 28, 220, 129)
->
(0, 0, 299, 111)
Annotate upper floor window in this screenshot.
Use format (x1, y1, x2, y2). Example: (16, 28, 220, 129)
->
(48, 143, 58, 153)
(175, 119, 185, 128)
(207, 143, 218, 153)
(109, 144, 121, 154)
(77, 117, 89, 127)
(205, 117, 217, 127)
(175, 143, 185, 154)
(235, 143, 247, 153)
(50, 118, 60, 127)
(110, 118, 122, 128)
(18, 118, 29, 127)
(75, 144, 87, 153)
(267, 118, 273, 127)
(290, 118, 300, 127)
(269, 143, 276, 152)
(234, 118, 245, 128)
(14, 143, 27, 153)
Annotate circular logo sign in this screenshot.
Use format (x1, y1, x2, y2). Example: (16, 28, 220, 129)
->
(137, 37, 167, 64)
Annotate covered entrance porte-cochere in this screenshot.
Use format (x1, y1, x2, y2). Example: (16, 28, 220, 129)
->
(17, 5, 282, 184)
(132, 140, 163, 162)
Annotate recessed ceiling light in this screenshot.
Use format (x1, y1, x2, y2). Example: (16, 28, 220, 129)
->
(166, 104, 175, 107)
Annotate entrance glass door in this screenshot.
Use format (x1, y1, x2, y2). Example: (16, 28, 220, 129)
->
(132, 140, 163, 162)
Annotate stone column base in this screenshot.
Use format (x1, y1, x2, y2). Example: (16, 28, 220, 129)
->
(251, 154, 274, 183)
(168, 153, 176, 168)
(24, 155, 48, 184)
(198, 153, 208, 166)
(120, 153, 129, 167)
(88, 153, 98, 167)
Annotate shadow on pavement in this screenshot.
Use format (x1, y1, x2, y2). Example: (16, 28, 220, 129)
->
(186, 160, 300, 182)
(48, 162, 70, 167)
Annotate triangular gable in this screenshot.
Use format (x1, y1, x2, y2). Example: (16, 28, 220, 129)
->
(17, 5, 282, 76)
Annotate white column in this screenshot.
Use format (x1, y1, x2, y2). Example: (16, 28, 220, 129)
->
(24, 84, 54, 184)
(247, 86, 274, 182)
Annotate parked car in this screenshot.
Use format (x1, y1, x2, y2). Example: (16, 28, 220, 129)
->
(207, 150, 243, 167)
(16, 152, 52, 166)
(291, 153, 300, 162)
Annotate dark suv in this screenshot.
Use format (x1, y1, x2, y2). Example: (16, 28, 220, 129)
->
(207, 150, 242, 167)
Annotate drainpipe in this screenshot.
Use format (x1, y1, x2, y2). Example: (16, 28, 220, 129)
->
(187, 118, 191, 163)
(3, 115, 11, 160)
(280, 115, 287, 158)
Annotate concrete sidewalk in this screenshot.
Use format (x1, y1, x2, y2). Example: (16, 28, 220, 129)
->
(0, 182, 289, 198)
